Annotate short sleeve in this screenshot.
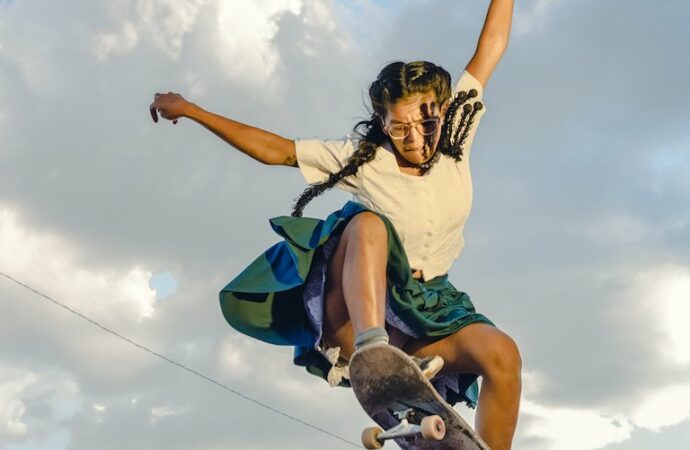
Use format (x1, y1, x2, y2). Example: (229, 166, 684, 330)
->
(294, 139, 359, 192)
(453, 69, 485, 99)
(447, 70, 487, 161)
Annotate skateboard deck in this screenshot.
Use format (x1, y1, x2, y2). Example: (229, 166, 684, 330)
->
(349, 344, 490, 449)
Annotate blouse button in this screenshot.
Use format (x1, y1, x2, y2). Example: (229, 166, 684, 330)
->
(425, 243, 431, 248)
(422, 256, 428, 261)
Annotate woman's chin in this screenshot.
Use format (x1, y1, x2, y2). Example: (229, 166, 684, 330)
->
(405, 150, 434, 165)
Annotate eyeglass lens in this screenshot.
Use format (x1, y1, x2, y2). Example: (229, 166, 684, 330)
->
(389, 119, 438, 139)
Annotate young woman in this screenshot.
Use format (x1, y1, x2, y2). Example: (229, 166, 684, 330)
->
(150, 1, 519, 448)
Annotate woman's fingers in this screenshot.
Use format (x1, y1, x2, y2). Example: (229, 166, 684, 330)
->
(150, 93, 163, 123)
(150, 92, 182, 124)
(149, 102, 159, 123)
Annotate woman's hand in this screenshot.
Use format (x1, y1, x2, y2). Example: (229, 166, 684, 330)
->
(149, 91, 192, 125)
(151, 93, 296, 166)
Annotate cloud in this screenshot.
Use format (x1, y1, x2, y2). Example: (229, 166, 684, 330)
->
(214, 0, 302, 82)
(516, 264, 690, 448)
(92, 20, 139, 59)
(0, 367, 37, 440)
(521, 399, 634, 450)
(0, 363, 80, 446)
(92, 0, 208, 60)
(150, 405, 190, 424)
(633, 265, 690, 367)
(516, 371, 636, 450)
(631, 384, 690, 432)
(0, 206, 158, 323)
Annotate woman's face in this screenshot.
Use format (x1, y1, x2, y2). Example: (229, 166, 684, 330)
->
(381, 91, 448, 167)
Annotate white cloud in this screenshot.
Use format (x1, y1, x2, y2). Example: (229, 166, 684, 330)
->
(509, 264, 690, 448)
(150, 404, 190, 424)
(0, 368, 37, 440)
(636, 265, 690, 366)
(216, 334, 348, 408)
(92, 0, 208, 60)
(521, 399, 633, 450)
(299, 1, 346, 56)
(90, 0, 346, 87)
(0, 206, 157, 323)
(0, 363, 80, 444)
(92, 403, 107, 413)
(518, 368, 636, 450)
(631, 384, 690, 432)
(217, 335, 254, 379)
(92, 20, 139, 60)
(214, 0, 302, 81)
(519, 361, 690, 448)
(182, 70, 207, 98)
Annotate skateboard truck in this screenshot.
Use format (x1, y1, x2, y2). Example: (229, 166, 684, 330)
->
(351, 345, 488, 450)
(361, 408, 446, 449)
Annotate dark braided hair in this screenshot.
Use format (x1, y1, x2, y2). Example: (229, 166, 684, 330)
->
(438, 87, 484, 162)
(291, 61, 483, 217)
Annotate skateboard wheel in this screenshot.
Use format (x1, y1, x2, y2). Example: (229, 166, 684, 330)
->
(361, 426, 384, 449)
(420, 415, 446, 440)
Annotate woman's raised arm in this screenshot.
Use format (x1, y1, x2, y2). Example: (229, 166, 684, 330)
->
(465, 0, 514, 88)
(149, 92, 298, 167)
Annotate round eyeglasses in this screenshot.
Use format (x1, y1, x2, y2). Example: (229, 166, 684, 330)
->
(386, 117, 440, 140)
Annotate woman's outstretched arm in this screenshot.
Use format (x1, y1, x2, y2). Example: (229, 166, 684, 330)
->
(465, 0, 514, 87)
(149, 92, 298, 167)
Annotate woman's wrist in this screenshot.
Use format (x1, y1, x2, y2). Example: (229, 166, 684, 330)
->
(182, 101, 202, 119)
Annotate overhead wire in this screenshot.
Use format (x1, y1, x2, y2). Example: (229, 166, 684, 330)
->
(0, 270, 361, 449)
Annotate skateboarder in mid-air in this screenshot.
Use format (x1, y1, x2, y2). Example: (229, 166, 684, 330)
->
(150, 1, 519, 448)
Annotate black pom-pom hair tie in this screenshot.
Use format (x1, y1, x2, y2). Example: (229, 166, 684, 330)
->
(438, 88, 483, 162)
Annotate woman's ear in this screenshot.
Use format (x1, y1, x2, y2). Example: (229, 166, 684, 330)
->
(376, 114, 387, 132)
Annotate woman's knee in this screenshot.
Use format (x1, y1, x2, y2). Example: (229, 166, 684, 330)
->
(476, 330, 522, 381)
(342, 211, 388, 247)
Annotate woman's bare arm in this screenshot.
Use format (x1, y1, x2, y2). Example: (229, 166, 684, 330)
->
(149, 92, 297, 167)
(465, 0, 514, 88)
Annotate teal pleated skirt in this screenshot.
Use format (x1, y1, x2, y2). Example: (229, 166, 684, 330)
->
(219, 201, 493, 407)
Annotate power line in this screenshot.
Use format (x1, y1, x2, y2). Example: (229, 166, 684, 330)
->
(0, 270, 361, 449)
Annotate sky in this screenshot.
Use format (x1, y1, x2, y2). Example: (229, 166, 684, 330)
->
(1, 0, 689, 449)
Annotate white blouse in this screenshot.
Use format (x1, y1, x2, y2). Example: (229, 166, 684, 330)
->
(295, 70, 486, 281)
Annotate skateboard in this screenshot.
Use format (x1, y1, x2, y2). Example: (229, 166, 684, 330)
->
(349, 344, 490, 449)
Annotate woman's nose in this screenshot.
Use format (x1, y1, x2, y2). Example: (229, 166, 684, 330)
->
(404, 126, 423, 143)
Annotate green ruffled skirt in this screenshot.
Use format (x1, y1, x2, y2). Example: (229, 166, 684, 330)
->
(219, 201, 493, 407)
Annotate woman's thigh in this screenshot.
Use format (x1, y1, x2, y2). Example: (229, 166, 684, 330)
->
(321, 211, 388, 354)
(403, 323, 521, 377)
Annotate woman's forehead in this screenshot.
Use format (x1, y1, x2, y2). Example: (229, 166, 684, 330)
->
(386, 92, 440, 120)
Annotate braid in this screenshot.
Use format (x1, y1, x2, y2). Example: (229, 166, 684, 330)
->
(439, 88, 484, 162)
(290, 120, 385, 217)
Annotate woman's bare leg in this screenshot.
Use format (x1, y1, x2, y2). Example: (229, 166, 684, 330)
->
(321, 211, 389, 358)
(404, 323, 522, 450)
(319, 212, 521, 449)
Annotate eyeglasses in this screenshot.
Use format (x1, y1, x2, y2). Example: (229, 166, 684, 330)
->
(385, 117, 440, 140)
